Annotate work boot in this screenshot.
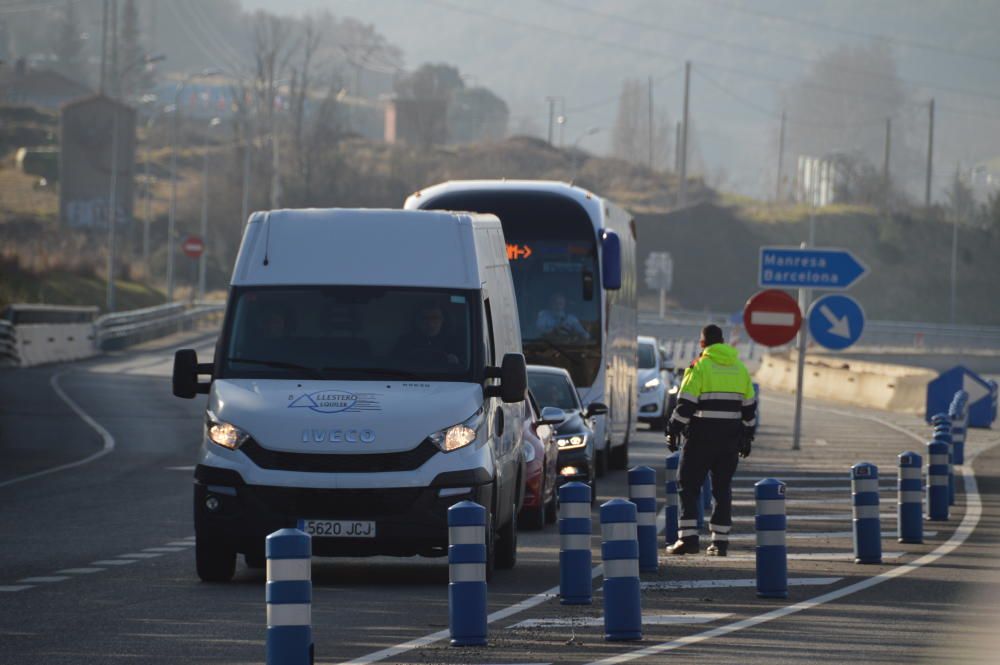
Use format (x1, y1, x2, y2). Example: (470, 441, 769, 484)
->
(665, 536, 699, 555)
(706, 541, 728, 557)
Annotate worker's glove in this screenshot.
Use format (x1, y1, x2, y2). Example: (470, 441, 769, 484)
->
(666, 433, 679, 452)
(738, 426, 754, 459)
(666, 420, 684, 452)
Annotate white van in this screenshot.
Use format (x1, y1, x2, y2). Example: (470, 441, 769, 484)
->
(172, 209, 528, 582)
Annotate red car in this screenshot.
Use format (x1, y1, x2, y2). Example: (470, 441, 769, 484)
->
(519, 390, 564, 530)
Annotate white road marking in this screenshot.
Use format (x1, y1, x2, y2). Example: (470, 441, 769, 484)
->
(166, 541, 197, 547)
(18, 576, 70, 583)
(725, 531, 936, 542)
(0, 372, 116, 490)
(165, 465, 196, 471)
(587, 408, 991, 665)
(723, 551, 907, 562)
(733, 514, 894, 522)
(641, 578, 840, 590)
(91, 559, 137, 566)
(0, 585, 34, 592)
(511, 614, 730, 629)
(143, 547, 187, 553)
(815, 438, 829, 446)
(732, 486, 892, 493)
(117, 553, 164, 559)
(733, 498, 850, 506)
(56, 568, 104, 574)
(733, 475, 874, 482)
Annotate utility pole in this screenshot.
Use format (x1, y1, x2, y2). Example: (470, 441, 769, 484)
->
(106, 103, 120, 312)
(883, 117, 892, 215)
(925, 98, 935, 207)
(950, 164, 959, 324)
(776, 110, 786, 202)
(109, 0, 118, 97)
(546, 96, 556, 145)
(99, 0, 109, 93)
(674, 121, 681, 172)
(647, 75, 654, 169)
(679, 60, 691, 208)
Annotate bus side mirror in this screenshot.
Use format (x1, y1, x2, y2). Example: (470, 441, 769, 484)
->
(602, 230, 622, 290)
(173, 349, 213, 398)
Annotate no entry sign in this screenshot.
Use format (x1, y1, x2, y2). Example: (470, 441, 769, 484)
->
(182, 235, 204, 259)
(743, 289, 802, 347)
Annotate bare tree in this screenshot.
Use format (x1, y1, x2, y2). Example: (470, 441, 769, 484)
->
(337, 17, 402, 98)
(612, 79, 672, 169)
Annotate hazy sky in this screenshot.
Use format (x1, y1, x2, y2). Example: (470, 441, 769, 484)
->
(240, 0, 1000, 199)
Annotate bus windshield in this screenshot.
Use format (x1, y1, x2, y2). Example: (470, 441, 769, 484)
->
(420, 191, 602, 387)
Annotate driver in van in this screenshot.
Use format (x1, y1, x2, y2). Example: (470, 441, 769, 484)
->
(536, 292, 590, 340)
(393, 300, 460, 366)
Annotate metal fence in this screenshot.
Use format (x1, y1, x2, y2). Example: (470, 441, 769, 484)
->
(96, 301, 225, 351)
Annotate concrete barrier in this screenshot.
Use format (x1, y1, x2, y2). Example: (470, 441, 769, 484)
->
(754, 352, 936, 414)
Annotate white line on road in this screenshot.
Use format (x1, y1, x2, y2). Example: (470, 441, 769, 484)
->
(18, 576, 70, 583)
(511, 614, 731, 629)
(55, 568, 104, 574)
(91, 559, 137, 566)
(586, 408, 990, 664)
(732, 486, 892, 493)
(165, 465, 196, 471)
(733, 498, 851, 505)
(117, 553, 164, 559)
(0, 585, 34, 592)
(641, 578, 841, 590)
(726, 532, 935, 542)
(142, 547, 187, 553)
(733, 514, 895, 522)
(0, 371, 116, 490)
(166, 541, 196, 547)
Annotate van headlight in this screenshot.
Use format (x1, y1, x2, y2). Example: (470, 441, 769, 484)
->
(429, 408, 484, 453)
(205, 412, 249, 450)
(555, 433, 588, 450)
(641, 377, 661, 393)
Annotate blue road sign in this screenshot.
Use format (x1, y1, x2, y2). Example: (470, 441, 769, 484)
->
(808, 295, 865, 350)
(926, 365, 994, 425)
(759, 246, 869, 290)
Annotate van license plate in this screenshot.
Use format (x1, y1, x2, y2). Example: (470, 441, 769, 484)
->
(299, 519, 376, 538)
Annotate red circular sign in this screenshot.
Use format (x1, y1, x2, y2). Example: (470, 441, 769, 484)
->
(743, 289, 802, 347)
(182, 235, 204, 259)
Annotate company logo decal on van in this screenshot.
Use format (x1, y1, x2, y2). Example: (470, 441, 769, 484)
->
(287, 390, 381, 414)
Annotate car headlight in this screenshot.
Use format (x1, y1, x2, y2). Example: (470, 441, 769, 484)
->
(523, 442, 536, 463)
(429, 408, 484, 453)
(205, 412, 250, 450)
(641, 377, 661, 393)
(555, 433, 588, 450)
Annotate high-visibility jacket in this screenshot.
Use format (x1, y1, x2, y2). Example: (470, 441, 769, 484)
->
(669, 343, 756, 439)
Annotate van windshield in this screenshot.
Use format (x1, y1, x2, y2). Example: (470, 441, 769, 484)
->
(219, 286, 480, 382)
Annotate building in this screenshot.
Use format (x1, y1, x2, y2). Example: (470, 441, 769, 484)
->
(0, 61, 91, 111)
(384, 98, 447, 146)
(59, 94, 136, 230)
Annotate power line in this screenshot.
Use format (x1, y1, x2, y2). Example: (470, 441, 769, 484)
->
(698, 0, 1000, 67)
(566, 65, 683, 114)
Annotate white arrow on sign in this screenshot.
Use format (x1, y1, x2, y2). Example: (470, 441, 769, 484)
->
(963, 373, 991, 404)
(819, 305, 852, 339)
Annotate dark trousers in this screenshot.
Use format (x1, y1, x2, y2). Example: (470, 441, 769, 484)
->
(677, 435, 740, 542)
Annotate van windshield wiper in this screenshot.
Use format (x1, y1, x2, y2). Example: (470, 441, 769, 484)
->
(227, 357, 324, 379)
(320, 367, 425, 379)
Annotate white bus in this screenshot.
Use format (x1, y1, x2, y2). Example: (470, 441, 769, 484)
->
(406, 181, 638, 470)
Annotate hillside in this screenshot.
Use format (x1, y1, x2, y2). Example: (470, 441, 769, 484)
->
(636, 203, 1000, 325)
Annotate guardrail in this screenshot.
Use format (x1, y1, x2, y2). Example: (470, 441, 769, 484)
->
(96, 301, 225, 351)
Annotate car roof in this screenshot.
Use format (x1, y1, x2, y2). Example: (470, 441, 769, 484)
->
(638, 335, 658, 346)
(527, 364, 574, 381)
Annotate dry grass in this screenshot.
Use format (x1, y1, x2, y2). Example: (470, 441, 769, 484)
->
(0, 168, 58, 221)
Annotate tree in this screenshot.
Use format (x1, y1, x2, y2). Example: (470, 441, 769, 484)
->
(946, 166, 977, 223)
(448, 87, 509, 144)
(611, 78, 671, 170)
(394, 63, 464, 101)
(338, 17, 402, 99)
(51, 1, 86, 83)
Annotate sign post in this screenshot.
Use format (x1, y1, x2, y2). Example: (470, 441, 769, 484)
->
(758, 245, 869, 451)
(182, 235, 205, 304)
(644, 252, 673, 319)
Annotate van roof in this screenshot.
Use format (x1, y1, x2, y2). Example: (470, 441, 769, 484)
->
(231, 208, 497, 289)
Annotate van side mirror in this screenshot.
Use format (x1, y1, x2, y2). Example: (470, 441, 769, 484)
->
(585, 401, 609, 418)
(601, 230, 622, 290)
(485, 353, 527, 403)
(173, 349, 213, 398)
(539, 406, 567, 426)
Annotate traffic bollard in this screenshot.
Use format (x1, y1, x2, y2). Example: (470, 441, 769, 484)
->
(628, 466, 658, 573)
(558, 482, 593, 605)
(926, 440, 950, 521)
(897, 452, 923, 544)
(851, 462, 882, 564)
(600, 499, 642, 641)
(754, 478, 787, 599)
(933, 430, 955, 506)
(949, 392, 967, 466)
(266, 528, 313, 665)
(664, 453, 680, 547)
(447, 501, 487, 646)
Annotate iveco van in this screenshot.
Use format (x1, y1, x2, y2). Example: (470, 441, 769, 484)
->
(172, 209, 528, 582)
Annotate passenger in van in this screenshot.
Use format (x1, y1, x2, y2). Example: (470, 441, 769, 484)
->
(393, 301, 461, 366)
(536, 292, 590, 340)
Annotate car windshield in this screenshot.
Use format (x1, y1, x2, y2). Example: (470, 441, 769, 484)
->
(528, 371, 580, 411)
(220, 286, 480, 381)
(638, 343, 657, 369)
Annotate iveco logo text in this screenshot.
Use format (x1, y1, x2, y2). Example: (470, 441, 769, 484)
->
(301, 429, 376, 443)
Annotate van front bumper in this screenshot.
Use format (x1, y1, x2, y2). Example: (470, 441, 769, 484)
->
(194, 464, 493, 558)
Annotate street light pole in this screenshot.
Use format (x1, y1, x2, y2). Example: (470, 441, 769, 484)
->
(570, 127, 603, 180)
(199, 117, 221, 301)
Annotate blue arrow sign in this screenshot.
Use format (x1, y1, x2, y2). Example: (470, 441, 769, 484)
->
(926, 366, 994, 426)
(759, 246, 869, 290)
(808, 294, 865, 351)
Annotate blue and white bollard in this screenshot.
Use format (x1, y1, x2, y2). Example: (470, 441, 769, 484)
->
(897, 452, 923, 544)
(447, 501, 487, 647)
(926, 440, 950, 521)
(932, 430, 956, 506)
(949, 392, 967, 466)
(664, 453, 680, 547)
(697, 476, 712, 530)
(600, 499, 642, 641)
(851, 462, 882, 564)
(754, 478, 787, 599)
(628, 466, 658, 573)
(559, 482, 593, 605)
(266, 528, 313, 665)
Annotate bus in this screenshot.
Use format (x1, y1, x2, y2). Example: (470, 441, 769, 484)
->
(406, 181, 638, 470)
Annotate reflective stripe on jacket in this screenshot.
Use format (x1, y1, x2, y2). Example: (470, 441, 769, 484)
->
(669, 343, 757, 435)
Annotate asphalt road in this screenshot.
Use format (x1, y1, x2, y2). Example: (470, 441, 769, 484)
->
(1, 330, 998, 665)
